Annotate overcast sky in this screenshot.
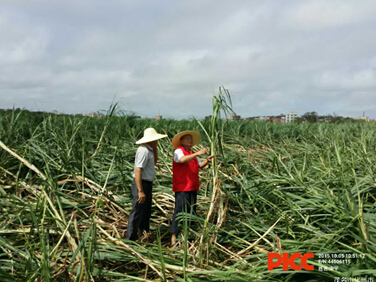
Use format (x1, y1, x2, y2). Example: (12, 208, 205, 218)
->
(1, 1, 376, 119)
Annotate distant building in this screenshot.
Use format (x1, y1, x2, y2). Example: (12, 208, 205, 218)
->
(133, 115, 141, 120)
(256, 116, 269, 121)
(205, 115, 212, 120)
(87, 112, 105, 118)
(318, 117, 332, 123)
(270, 116, 285, 123)
(286, 112, 298, 123)
(156, 115, 162, 120)
(229, 115, 241, 120)
(354, 116, 369, 122)
(246, 116, 263, 121)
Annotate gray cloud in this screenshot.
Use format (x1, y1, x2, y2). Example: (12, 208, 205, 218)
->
(1, 0, 376, 119)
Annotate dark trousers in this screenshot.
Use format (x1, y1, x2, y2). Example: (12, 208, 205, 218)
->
(171, 191, 197, 234)
(126, 179, 153, 240)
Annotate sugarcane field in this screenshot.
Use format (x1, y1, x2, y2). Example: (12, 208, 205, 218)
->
(2, 1, 376, 281)
(0, 86, 375, 281)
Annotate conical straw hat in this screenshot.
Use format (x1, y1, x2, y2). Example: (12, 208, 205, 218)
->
(136, 128, 167, 144)
(171, 130, 201, 149)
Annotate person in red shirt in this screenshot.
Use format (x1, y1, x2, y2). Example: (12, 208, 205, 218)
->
(171, 130, 213, 246)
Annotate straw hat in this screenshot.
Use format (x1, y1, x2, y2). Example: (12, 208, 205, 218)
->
(136, 128, 167, 144)
(172, 130, 201, 149)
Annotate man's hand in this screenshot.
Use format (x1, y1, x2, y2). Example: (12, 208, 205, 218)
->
(137, 190, 146, 204)
(197, 148, 208, 156)
(199, 154, 214, 169)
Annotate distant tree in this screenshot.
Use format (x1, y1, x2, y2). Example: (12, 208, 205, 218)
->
(302, 111, 318, 123)
(344, 117, 356, 122)
(332, 116, 344, 123)
(318, 114, 333, 123)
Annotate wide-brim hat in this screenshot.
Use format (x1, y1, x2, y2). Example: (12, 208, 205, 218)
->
(136, 128, 167, 144)
(172, 130, 201, 149)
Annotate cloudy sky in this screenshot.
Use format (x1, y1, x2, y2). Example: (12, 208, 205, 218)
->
(1, 1, 376, 119)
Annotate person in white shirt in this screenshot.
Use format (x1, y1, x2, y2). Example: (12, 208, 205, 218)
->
(126, 128, 167, 241)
